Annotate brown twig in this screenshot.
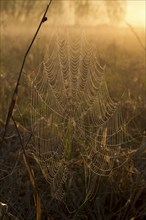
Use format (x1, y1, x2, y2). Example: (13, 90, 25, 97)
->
(2, 0, 53, 141)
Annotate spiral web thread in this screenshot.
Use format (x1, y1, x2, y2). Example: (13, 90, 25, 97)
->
(29, 28, 137, 204)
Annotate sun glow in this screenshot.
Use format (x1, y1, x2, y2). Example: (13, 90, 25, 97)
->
(124, 0, 146, 27)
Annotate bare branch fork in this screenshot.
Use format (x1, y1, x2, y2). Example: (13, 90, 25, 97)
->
(2, 0, 53, 141)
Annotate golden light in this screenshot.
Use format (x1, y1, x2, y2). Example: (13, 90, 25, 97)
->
(125, 0, 146, 27)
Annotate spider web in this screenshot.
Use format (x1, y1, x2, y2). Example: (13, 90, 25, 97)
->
(28, 28, 138, 205)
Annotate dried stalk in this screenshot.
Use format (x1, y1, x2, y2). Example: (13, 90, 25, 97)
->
(12, 116, 41, 220)
(2, 0, 53, 141)
(125, 21, 146, 51)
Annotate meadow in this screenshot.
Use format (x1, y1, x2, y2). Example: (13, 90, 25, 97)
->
(0, 25, 146, 220)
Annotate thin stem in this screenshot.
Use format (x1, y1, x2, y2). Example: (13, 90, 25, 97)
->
(125, 21, 146, 51)
(12, 116, 27, 157)
(2, 0, 53, 141)
(12, 116, 42, 219)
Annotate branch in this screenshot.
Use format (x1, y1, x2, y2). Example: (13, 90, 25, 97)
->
(2, 0, 53, 141)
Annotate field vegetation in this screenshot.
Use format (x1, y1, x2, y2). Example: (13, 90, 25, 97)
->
(0, 1, 146, 220)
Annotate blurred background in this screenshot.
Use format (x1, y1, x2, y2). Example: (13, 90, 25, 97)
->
(0, 0, 145, 26)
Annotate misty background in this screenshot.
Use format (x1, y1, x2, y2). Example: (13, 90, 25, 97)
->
(1, 0, 126, 26)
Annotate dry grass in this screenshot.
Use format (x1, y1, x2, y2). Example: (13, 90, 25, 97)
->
(0, 27, 146, 219)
